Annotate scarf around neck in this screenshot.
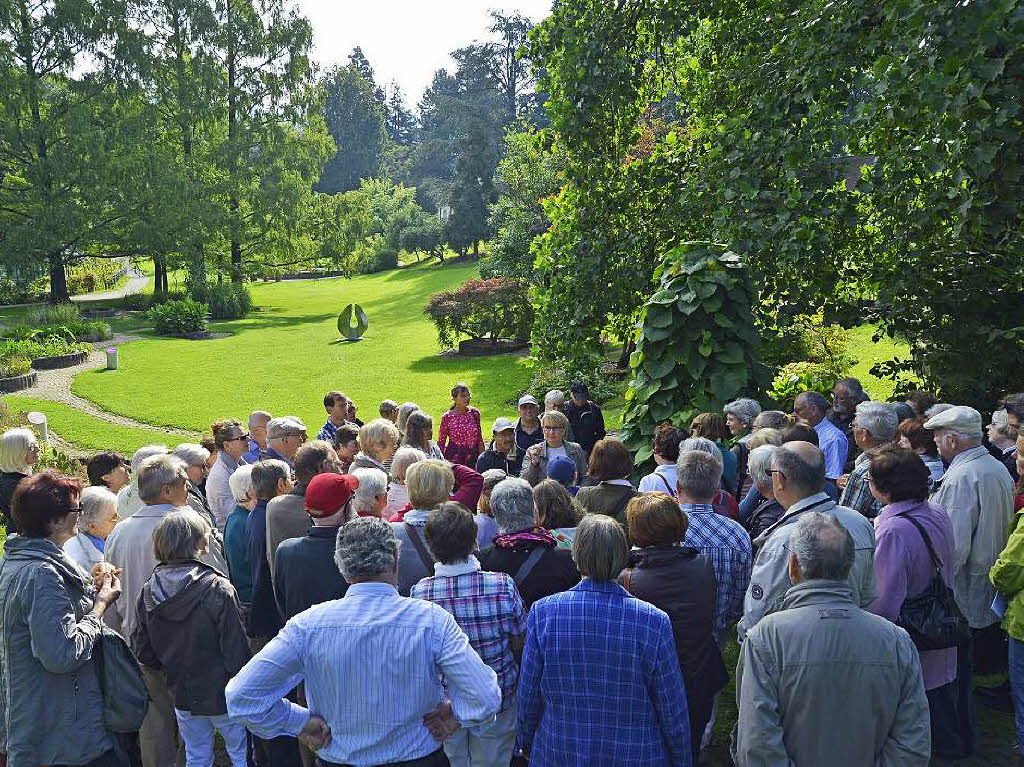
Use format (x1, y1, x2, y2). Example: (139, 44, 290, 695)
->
(493, 525, 557, 550)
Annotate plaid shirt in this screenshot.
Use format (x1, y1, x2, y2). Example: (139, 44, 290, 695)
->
(411, 558, 526, 709)
(517, 579, 691, 766)
(681, 504, 753, 636)
(839, 453, 883, 519)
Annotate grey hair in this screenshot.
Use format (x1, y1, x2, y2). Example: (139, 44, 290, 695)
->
(991, 409, 1012, 438)
(228, 464, 255, 503)
(248, 410, 272, 429)
(396, 402, 420, 434)
(131, 444, 168, 474)
(675, 450, 723, 501)
(571, 514, 628, 581)
(153, 510, 210, 563)
(799, 391, 829, 413)
(251, 459, 290, 501)
(789, 511, 855, 581)
(481, 469, 508, 494)
(351, 467, 388, 513)
(80, 486, 117, 529)
(0, 428, 37, 473)
(545, 390, 565, 406)
(854, 401, 899, 442)
(490, 477, 536, 533)
(724, 398, 762, 426)
(334, 517, 400, 581)
(747, 445, 778, 489)
(773, 444, 825, 493)
(679, 437, 723, 468)
(389, 446, 426, 483)
(171, 443, 211, 467)
(754, 411, 790, 430)
(925, 403, 954, 420)
(138, 454, 188, 504)
(540, 410, 569, 431)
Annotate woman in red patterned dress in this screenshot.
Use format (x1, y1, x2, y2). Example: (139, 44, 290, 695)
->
(438, 383, 486, 467)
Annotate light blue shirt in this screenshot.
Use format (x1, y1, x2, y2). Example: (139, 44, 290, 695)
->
(225, 581, 501, 765)
(814, 418, 849, 479)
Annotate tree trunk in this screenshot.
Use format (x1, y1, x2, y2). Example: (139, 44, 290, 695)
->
(227, 0, 242, 282)
(154, 256, 168, 293)
(472, 240, 479, 257)
(618, 336, 636, 369)
(48, 253, 69, 303)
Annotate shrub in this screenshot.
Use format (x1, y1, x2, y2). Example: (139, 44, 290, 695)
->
(146, 299, 208, 336)
(424, 278, 533, 350)
(25, 303, 81, 328)
(147, 290, 188, 307)
(120, 293, 149, 311)
(768, 361, 846, 412)
(0, 353, 31, 378)
(18, 331, 91, 359)
(207, 282, 253, 320)
(75, 321, 112, 342)
(355, 234, 399, 274)
(0, 276, 46, 306)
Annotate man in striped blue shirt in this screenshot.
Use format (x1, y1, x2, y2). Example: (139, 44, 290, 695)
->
(227, 517, 501, 767)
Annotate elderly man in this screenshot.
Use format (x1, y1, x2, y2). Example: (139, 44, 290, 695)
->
(227, 518, 502, 767)
(676, 449, 752, 639)
(829, 377, 868, 472)
(927, 405, 1015, 675)
(350, 466, 388, 517)
(266, 416, 306, 468)
(266, 441, 340, 580)
(207, 419, 250, 532)
(105, 453, 225, 767)
(839, 401, 899, 518)
(274, 472, 359, 621)
(794, 391, 849, 479)
(116, 443, 168, 520)
(478, 478, 581, 609)
(564, 380, 605, 457)
(514, 395, 544, 456)
(244, 410, 272, 463)
(738, 441, 876, 640)
(733, 512, 930, 767)
(1005, 393, 1024, 439)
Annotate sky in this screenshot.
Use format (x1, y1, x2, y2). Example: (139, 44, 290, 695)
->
(294, 0, 553, 107)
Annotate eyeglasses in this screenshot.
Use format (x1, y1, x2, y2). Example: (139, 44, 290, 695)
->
(66, 506, 83, 515)
(226, 434, 249, 443)
(542, 426, 565, 432)
(767, 468, 786, 479)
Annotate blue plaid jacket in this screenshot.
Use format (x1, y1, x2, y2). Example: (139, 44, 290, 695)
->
(518, 579, 692, 767)
(681, 504, 753, 636)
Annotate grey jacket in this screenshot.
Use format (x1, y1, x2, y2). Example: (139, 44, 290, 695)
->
(733, 580, 930, 767)
(266, 485, 310, 583)
(738, 492, 876, 639)
(519, 440, 588, 487)
(0, 536, 113, 767)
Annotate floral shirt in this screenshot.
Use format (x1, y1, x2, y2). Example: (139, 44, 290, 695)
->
(438, 407, 485, 467)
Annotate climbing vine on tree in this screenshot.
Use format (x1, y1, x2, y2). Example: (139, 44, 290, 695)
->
(620, 243, 768, 465)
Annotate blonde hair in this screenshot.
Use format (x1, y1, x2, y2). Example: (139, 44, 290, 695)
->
(0, 428, 37, 473)
(390, 446, 426, 484)
(406, 459, 454, 510)
(358, 418, 400, 458)
(747, 428, 784, 449)
(540, 410, 569, 431)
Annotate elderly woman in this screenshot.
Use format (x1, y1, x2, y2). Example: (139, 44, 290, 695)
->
(352, 418, 401, 472)
(724, 398, 762, 444)
(438, 382, 486, 467)
(396, 401, 420, 439)
(172, 443, 214, 522)
(86, 451, 130, 494)
(391, 459, 454, 595)
(867, 444, 963, 759)
(0, 427, 39, 532)
(519, 410, 588, 488)
(518, 514, 691, 764)
(638, 424, 685, 494)
(132, 511, 250, 767)
(0, 470, 122, 767)
(690, 413, 739, 494)
(223, 464, 257, 607)
(350, 467, 389, 518)
(206, 420, 250, 532)
(402, 410, 445, 460)
(475, 469, 505, 550)
(620, 492, 726, 763)
(117, 444, 168, 520)
(534, 479, 579, 549)
(575, 438, 637, 526)
(385, 446, 426, 518)
(64, 486, 119, 572)
(742, 446, 784, 544)
(989, 409, 1019, 482)
(898, 417, 945, 485)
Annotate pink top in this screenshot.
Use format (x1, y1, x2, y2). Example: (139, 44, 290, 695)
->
(438, 408, 485, 454)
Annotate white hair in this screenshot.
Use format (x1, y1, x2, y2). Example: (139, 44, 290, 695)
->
(490, 478, 536, 533)
(228, 464, 255, 503)
(924, 403, 954, 420)
(138, 454, 187, 504)
(0, 428, 37, 473)
(747, 444, 778, 489)
(80, 486, 117, 528)
(171, 443, 211, 467)
(389, 446, 426, 483)
(854, 401, 899, 442)
(724, 398, 762, 426)
(545, 390, 565, 406)
(351, 467, 388, 513)
(131, 444, 168, 474)
(679, 437, 723, 467)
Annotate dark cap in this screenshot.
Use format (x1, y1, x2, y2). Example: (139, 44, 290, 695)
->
(547, 455, 577, 485)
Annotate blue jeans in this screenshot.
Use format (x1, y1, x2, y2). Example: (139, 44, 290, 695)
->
(174, 708, 247, 767)
(1009, 636, 1024, 749)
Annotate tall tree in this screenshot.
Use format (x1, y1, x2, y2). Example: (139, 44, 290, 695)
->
(347, 45, 384, 103)
(487, 10, 535, 125)
(384, 81, 417, 145)
(317, 64, 387, 193)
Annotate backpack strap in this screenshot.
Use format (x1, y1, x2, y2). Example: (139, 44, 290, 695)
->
(514, 546, 546, 589)
(404, 524, 435, 572)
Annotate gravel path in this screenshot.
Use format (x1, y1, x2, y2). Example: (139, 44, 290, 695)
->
(70, 271, 148, 302)
(17, 333, 202, 439)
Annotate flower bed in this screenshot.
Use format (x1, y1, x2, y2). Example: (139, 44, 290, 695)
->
(30, 350, 89, 370)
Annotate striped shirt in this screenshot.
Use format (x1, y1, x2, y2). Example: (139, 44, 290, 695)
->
(225, 581, 500, 765)
(681, 503, 753, 635)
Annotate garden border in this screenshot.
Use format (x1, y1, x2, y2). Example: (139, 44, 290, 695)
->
(31, 350, 89, 370)
(0, 371, 37, 393)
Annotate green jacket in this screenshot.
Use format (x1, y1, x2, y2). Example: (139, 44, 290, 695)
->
(990, 509, 1024, 641)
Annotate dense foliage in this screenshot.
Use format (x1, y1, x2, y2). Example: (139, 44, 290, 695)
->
(424, 278, 533, 350)
(147, 300, 208, 336)
(206, 283, 254, 320)
(619, 243, 767, 465)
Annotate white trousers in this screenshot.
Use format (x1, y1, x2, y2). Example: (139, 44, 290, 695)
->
(173, 708, 248, 767)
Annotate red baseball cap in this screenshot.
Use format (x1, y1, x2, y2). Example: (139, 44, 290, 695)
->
(305, 473, 359, 518)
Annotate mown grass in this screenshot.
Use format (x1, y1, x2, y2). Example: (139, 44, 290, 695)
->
(71, 263, 534, 435)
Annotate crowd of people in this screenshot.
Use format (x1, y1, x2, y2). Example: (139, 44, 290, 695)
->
(2, 378, 1024, 767)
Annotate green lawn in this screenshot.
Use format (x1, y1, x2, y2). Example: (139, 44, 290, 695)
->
(845, 324, 915, 402)
(71, 263, 534, 435)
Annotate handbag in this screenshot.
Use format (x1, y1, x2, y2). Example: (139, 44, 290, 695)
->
(895, 513, 971, 652)
(95, 625, 150, 732)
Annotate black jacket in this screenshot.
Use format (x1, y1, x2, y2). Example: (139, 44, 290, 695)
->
(746, 498, 786, 544)
(478, 542, 580, 609)
(274, 525, 349, 620)
(476, 444, 523, 477)
(563, 400, 606, 456)
(132, 561, 250, 716)
(619, 546, 728, 711)
(0, 471, 27, 532)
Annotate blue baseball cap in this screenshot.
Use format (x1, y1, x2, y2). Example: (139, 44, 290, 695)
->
(547, 456, 577, 485)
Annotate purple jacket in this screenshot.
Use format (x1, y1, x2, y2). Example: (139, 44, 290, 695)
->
(868, 499, 957, 690)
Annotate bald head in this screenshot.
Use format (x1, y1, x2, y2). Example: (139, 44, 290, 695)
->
(771, 442, 826, 507)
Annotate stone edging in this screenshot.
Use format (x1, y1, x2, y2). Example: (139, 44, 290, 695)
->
(0, 371, 37, 393)
(31, 350, 90, 370)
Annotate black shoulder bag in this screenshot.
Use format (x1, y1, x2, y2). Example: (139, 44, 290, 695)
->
(896, 513, 971, 651)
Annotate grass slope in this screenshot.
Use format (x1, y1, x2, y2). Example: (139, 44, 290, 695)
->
(72, 263, 533, 434)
